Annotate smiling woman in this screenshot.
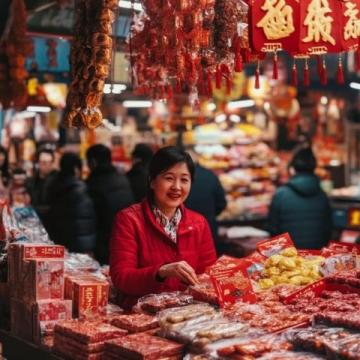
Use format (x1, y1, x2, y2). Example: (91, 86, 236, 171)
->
(110, 146, 217, 309)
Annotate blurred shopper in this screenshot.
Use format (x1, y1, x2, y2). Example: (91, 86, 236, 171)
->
(127, 143, 153, 202)
(185, 151, 227, 243)
(110, 146, 216, 309)
(86, 144, 134, 264)
(0, 146, 10, 188)
(47, 152, 96, 253)
(268, 145, 332, 249)
(26, 148, 57, 228)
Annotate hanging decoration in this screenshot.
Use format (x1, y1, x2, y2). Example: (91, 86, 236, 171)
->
(249, 0, 360, 86)
(0, 0, 32, 109)
(63, 0, 118, 129)
(129, 0, 256, 103)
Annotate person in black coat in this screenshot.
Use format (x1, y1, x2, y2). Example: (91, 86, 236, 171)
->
(126, 143, 154, 203)
(47, 152, 96, 253)
(185, 153, 227, 243)
(26, 148, 58, 229)
(268, 145, 332, 249)
(86, 144, 134, 264)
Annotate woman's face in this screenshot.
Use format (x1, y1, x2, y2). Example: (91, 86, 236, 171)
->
(151, 162, 191, 214)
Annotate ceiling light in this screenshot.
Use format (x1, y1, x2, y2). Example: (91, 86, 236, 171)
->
(229, 114, 241, 123)
(215, 113, 226, 123)
(227, 99, 255, 110)
(26, 106, 51, 113)
(123, 100, 152, 108)
(207, 103, 216, 111)
(18, 111, 37, 118)
(118, 0, 143, 11)
(350, 82, 360, 90)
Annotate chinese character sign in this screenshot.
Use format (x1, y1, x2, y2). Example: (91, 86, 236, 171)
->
(250, 0, 300, 52)
(340, 0, 360, 51)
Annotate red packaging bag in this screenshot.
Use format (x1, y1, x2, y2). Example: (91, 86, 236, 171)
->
(209, 262, 256, 308)
(256, 233, 294, 258)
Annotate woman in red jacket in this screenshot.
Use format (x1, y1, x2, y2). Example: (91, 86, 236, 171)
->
(110, 146, 217, 308)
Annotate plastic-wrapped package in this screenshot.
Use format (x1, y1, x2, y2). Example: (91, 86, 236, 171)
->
(324, 332, 360, 360)
(217, 333, 293, 358)
(288, 326, 352, 355)
(188, 274, 218, 305)
(314, 312, 360, 331)
(104, 333, 184, 360)
(183, 355, 217, 360)
(134, 292, 194, 314)
(257, 351, 326, 360)
(64, 252, 102, 274)
(158, 303, 216, 330)
(110, 313, 158, 333)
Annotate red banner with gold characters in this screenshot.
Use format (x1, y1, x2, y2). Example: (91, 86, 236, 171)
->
(250, 0, 360, 54)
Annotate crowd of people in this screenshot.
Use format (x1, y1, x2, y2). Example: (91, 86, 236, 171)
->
(0, 141, 337, 273)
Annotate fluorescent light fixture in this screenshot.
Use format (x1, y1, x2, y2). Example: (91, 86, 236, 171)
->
(229, 114, 241, 123)
(18, 111, 37, 118)
(104, 84, 111, 94)
(207, 103, 216, 111)
(26, 106, 51, 113)
(118, 0, 143, 11)
(104, 83, 127, 95)
(215, 113, 226, 123)
(227, 99, 255, 110)
(123, 100, 152, 108)
(350, 82, 360, 90)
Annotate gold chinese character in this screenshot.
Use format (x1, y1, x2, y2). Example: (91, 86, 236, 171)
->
(257, 0, 295, 40)
(350, 210, 360, 226)
(302, 0, 336, 45)
(344, 2, 360, 40)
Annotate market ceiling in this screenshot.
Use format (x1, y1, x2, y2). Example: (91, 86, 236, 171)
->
(0, 0, 134, 38)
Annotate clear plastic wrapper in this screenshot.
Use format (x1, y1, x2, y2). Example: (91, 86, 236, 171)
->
(110, 313, 158, 333)
(324, 332, 360, 360)
(134, 292, 194, 314)
(257, 351, 326, 360)
(217, 332, 293, 359)
(158, 303, 217, 331)
(288, 327, 352, 355)
(64, 252, 102, 274)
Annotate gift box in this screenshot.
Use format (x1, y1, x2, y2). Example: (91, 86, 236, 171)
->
(64, 276, 109, 318)
(8, 243, 65, 300)
(10, 298, 72, 343)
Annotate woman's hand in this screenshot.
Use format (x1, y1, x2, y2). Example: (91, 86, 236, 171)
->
(158, 261, 199, 286)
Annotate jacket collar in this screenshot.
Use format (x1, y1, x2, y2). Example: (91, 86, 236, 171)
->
(141, 198, 193, 245)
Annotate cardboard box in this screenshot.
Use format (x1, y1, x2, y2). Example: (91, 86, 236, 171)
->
(10, 298, 72, 343)
(8, 243, 65, 301)
(72, 278, 109, 319)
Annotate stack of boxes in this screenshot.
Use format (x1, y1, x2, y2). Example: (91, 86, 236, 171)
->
(8, 243, 72, 343)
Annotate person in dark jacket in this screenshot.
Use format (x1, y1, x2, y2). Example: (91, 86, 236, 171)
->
(86, 144, 134, 264)
(268, 146, 332, 249)
(127, 143, 154, 202)
(47, 152, 96, 253)
(26, 148, 58, 228)
(185, 151, 227, 243)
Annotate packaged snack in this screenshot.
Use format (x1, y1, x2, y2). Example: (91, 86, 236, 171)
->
(110, 313, 158, 333)
(134, 292, 193, 314)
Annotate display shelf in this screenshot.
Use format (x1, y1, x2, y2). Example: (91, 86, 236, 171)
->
(0, 329, 62, 360)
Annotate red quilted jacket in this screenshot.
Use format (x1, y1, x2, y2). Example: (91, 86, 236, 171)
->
(110, 198, 217, 309)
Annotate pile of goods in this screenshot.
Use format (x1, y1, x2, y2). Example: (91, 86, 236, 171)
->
(2, 207, 360, 360)
(53, 320, 127, 360)
(257, 247, 323, 289)
(64, 0, 117, 129)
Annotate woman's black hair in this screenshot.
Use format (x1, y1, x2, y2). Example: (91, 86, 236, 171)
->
(147, 146, 195, 196)
(289, 145, 317, 173)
